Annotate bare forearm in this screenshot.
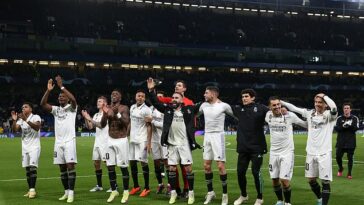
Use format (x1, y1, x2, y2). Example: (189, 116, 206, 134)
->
(27, 121, 41, 132)
(281, 101, 305, 115)
(40, 90, 50, 106)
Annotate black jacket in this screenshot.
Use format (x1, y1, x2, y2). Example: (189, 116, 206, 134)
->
(232, 102, 269, 154)
(335, 114, 359, 149)
(148, 91, 201, 150)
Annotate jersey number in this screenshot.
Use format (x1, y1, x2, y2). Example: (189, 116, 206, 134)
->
(305, 163, 310, 171)
(269, 164, 273, 172)
(54, 152, 57, 158)
(105, 153, 110, 160)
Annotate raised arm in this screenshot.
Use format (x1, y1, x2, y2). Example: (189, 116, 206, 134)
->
(40, 79, 55, 113)
(55, 75, 77, 109)
(11, 111, 21, 132)
(291, 112, 308, 129)
(280, 100, 305, 116)
(147, 78, 167, 113)
(323, 95, 337, 119)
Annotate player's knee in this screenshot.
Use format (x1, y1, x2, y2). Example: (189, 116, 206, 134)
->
(308, 178, 317, 184)
(217, 162, 226, 174)
(204, 162, 212, 172)
(280, 179, 290, 188)
(169, 165, 177, 172)
(184, 165, 192, 173)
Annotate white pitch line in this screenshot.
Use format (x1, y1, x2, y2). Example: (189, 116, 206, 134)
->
(1, 163, 364, 182)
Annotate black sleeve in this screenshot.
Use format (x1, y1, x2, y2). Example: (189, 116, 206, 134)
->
(148, 90, 167, 113)
(350, 116, 359, 132)
(231, 105, 240, 119)
(335, 116, 344, 132)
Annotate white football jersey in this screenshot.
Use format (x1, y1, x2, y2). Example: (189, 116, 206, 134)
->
(302, 109, 337, 155)
(51, 104, 77, 143)
(17, 114, 41, 152)
(265, 111, 306, 155)
(168, 110, 188, 146)
(199, 101, 234, 133)
(151, 106, 163, 143)
(92, 111, 109, 148)
(130, 103, 152, 143)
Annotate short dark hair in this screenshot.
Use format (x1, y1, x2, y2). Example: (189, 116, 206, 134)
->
(343, 102, 352, 109)
(176, 80, 187, 88)
(241, 89, 256, 98)
(98, 96, 108, 103)
(156, 90, 165, 97)
(173, 92, 184, 98)
(268, 96, 280, 104)
(206, 86, 219, 94)
(136, 89, 146, 95)
(23, 102, 33, 109)
(112, 89, 122, 95)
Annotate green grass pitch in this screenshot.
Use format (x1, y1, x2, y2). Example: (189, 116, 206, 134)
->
(0, 134, 363, 205)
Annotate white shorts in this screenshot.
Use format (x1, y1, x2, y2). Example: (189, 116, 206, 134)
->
(92, 146, 107, 161)
(22, 147, 41, 168)
(129, 141, 148, 163)
(269, 152, 294, 180)
(167, 144, 193, 165)
(53, 140, 77, 164)
(106, 137, 129, 168)
(203, 132, 226, 161)
(305, 152, 332, 181)
(151, 142, 168, 160)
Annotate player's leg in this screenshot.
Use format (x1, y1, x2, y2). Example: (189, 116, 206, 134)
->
(106, 144, 119, 203)
(180, 145, 194, 204)
(54, 144, 69, 201)
(318, 153, 332, 205)
(306, 155, 322, 204)
(23, 148, 40, 198)
(335, 148, 344, 176)
(279, 153, 294, 205)
(129, 143, 140, 194)
(250, 153, 264, 205)
(90, 146, 103, 192)
(203, 160, 215, 204)
(213, 132, 228, 204)
(234, 153, 250, 205)
(140, 142, 150, 197)
(203, 135, 215, 204)
(59, 164, 69, 201)
(347, 149, 355, 178)
(22, 151, 31, 197)
(64, 140, 77, 203)
(270, 155, 283, 204)
(117, 137, 130, 204)
(152, 142, 164, 193)
(167, 145, 181, 204)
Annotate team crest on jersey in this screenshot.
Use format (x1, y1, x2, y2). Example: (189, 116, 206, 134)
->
(187, 109, 191, 114)
(254, 107, 257, 112)
(241, 108, 244, 111)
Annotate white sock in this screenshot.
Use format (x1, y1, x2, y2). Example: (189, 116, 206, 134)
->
(64, 190, 69, 195)
(29, 188, 35, 192)
(68, 190, 74, 196)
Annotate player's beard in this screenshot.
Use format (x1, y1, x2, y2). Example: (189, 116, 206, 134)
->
(170, 102, 181, 109)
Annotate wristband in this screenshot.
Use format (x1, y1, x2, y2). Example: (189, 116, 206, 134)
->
(117, 113, 122, 119)
(61, 86, 65, 90)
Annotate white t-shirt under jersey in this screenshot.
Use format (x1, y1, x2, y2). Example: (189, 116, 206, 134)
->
(151, 106, 164, 143)
(17, 114, 41, 152)
(199, 101, 234, 133)
(302, 109, 337, 155)
(265, 111, 306, 155)
(92, 111, 109, 148)
(130, 103, 152, 144)
(51, 104, 77, 143)
(168, 110, 188, 146)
